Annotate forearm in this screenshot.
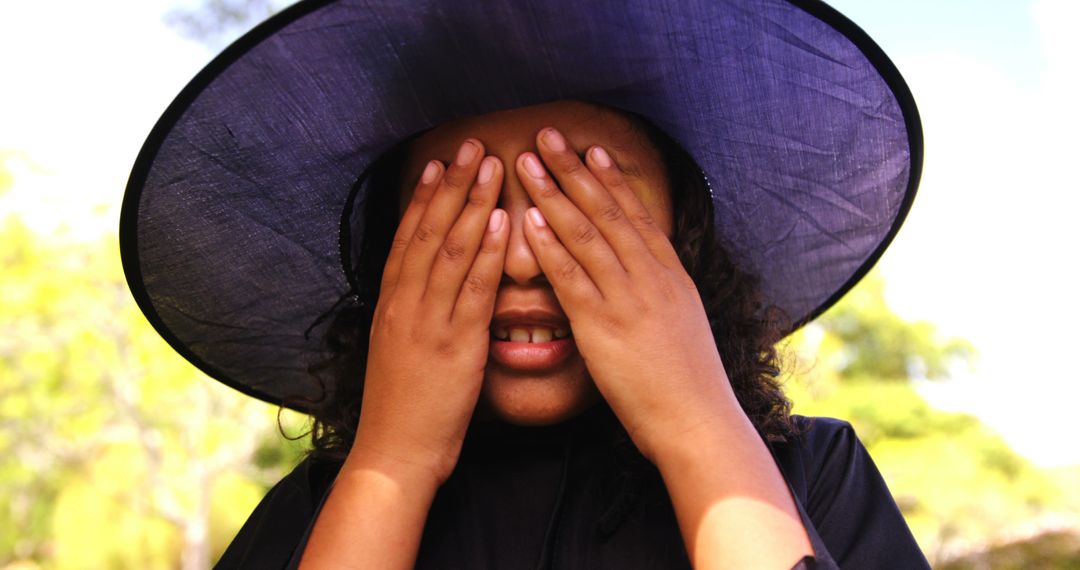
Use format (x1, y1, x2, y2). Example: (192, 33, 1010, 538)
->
(654, 395, 813, 569)
(298, 452, 440, 569)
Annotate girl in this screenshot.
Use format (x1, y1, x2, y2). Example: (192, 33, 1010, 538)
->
(121, 1, 929, 568)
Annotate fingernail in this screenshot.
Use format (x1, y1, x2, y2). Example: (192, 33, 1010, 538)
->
(527, 207, 547, 227)
(523, 154, 546, 178)
(421, 160, 440, 184)
(590, 146, 612, 168)
(541, 128, 566, 152)
(478, 157, 496, 184)
(456, 140, 479, 165)
(488, 209, 505, 233)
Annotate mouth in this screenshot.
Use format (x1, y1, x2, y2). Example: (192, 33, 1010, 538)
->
(489, 325, 577, 371)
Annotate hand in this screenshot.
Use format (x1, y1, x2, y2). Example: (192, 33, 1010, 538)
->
(515, 127, 740, 463)
(351, 139, 509, 485)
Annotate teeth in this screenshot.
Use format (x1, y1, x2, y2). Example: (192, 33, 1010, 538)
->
(494, 326, 572, 343)
(531, 328, 552, 343)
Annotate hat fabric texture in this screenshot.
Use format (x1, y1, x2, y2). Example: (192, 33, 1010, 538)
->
(120, 0, 922, 408)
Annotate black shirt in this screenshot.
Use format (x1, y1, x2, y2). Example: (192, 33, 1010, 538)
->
(216, 408, 929, 569)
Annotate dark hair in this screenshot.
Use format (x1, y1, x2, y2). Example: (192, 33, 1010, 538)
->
(292, 103, 797, 537)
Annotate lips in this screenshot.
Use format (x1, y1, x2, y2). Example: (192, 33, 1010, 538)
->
(489, 308, 577, 371)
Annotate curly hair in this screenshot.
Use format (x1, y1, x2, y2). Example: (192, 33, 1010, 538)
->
(290, 104, 797, 536)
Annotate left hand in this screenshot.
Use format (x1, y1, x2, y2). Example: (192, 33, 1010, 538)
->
(515, 127, 741, 463)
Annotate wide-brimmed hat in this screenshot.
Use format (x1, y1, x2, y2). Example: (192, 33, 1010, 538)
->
(120, 0, 921, 409)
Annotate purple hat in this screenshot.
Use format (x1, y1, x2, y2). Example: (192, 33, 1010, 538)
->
(120, 0, 921, 407)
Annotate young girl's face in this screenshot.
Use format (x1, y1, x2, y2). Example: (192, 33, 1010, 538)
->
(399, 100, 674, 425)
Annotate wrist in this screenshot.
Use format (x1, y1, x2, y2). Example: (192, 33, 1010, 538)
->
(641, 381, 750, 465)
(650, 399, 760, 476)
(302, 439, 442, 569)
(649, 405, 813, 568)
(344, 437, 451, 490)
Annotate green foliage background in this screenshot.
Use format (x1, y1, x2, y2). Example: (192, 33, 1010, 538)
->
(1, 165, 308, 568)
(782, 276, 1080, 567)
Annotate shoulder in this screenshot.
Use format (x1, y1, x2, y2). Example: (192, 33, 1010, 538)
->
(775, 415, 889, 517)
(215, 455, 343, 569)
(790, 414, 856, 447)
(768, 415, 861, 501)
(770, 415, 931, 569)
(295, 455, 344, 498)
(256, 455, 342, 509)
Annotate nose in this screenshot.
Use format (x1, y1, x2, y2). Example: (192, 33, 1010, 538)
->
(499, 164, 547, 286)
(501, 207, 546, 285)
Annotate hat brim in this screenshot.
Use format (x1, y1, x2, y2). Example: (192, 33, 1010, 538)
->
(121, 0, 921, 409)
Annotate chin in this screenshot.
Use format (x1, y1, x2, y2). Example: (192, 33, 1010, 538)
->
(478, 363, 601, 426)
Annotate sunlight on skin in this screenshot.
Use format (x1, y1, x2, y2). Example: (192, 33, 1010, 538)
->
(692, 498, 811, 570)
(655, 400, 813, 569)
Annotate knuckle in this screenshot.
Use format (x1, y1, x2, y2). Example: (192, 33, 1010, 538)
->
(376, 302, 404, 330)
(413, 221, 439, 243)
(442, 171, 469, 191)
(655, 271, 697, 302)
(597, 312, 622, 333)
(463, 273, 489, 297)
(406, 321, 429, 344)
(629, 210, 656, 229)
(438, 237, 467, 262)
(433, 338, 457, 358)
(465, 191, 489, 209)
(556, 257, 583, 281)
(390, 235, 411, 252)
(678, 271, 699, 292)
(595, 202, 624, 223)
(560, 158, 585, 175)
(605, 176, 631, 193)
(536, 181, 563, 200)
(570, 221, 598, 245)
(655, 278, 679, 302)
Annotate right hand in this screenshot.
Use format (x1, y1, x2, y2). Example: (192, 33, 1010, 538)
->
(349, 139, 508, 486)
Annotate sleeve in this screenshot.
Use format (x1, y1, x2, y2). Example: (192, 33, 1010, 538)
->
(214, 457, 339, 570)
(779, 416, 930, 570)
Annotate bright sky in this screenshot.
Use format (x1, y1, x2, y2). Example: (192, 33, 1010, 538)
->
(2, 1, 1077, 466)
(829, 0, 1080, 466)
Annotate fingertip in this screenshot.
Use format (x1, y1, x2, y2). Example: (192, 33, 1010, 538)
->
(516, 152, 548, 180)
(588, 146, 613, 169)
(539, 127, 566, 152)
(477, 157, 496, 185)
(479, 209, 510, 254)
(526, 207, 547, 228)
(420, 160, 443, 185)
(456, 139, 483, 166)
(487, 208, 506, 233)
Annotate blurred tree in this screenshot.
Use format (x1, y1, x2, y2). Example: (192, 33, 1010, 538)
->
(783, 272, 1077, 566)
(0, 165, 307, 568)
(801, 273, 976, 383)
